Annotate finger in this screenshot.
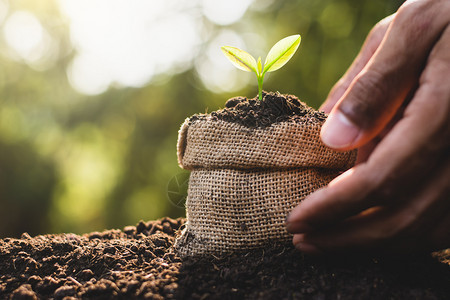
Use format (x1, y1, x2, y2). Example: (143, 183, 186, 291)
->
(320, 0, 450, 150)
(286, 166, 377, 233)
(320, 15, 393, 113)
(287, 24, 450, 232)
(293, 157, 450, 254)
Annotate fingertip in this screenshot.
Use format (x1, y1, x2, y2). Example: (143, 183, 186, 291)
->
(286, 188, 326, 227)
(286, 221, 313, 233)
(286, 201, 304, 224)
(295, 242, 322, 255)
(293, 235, 323, 254)
(293, 233, 305, 245)
(321, 110, 361, 149)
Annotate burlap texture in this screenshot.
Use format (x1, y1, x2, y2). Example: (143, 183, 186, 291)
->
(178, 118, 356, 170)
(175, 114, 357, 257)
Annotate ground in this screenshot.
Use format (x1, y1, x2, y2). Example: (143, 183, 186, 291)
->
(0, 218, 449, 299)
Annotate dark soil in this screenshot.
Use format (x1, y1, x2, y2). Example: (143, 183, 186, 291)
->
(189, 91, 327, 128)
(1, 218, 449, 299)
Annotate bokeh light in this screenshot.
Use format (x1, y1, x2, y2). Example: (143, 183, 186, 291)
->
(4, 12, 42, 60)
(59, 0, 203, 94)
(195, 29, 251, 93)
(3, 10, 58, 70)
(201, 0, 253, 26)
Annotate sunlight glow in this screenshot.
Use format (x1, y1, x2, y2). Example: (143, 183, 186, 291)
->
(58, 0, 254, 95)
(59, 0, 202, 95)
(195, 30, 250, 93)
(67, 52, 112, 95)
(201, 0, 253, 25)
(4, 11, 43, 61)
(3, 10, 58, 70)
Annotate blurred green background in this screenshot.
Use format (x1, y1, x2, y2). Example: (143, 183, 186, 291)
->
(0, 0, 403, 237)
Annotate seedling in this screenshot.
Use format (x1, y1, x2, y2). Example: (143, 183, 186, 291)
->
(221, 34, 301, 100)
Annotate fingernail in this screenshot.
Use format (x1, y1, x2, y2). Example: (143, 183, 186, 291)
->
(321, 111, 360, 148)
(295, 242, 321, 254)
(286, 221, 313, 233)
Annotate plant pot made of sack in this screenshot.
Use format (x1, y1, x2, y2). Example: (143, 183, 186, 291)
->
(174, 92, 357, 257)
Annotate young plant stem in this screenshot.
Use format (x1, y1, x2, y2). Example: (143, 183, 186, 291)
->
(257, 74, 265, 100)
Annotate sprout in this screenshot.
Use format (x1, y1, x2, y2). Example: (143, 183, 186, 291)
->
(221, 34, 301, 100)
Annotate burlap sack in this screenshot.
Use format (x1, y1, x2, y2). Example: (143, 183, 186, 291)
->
(174, 94, 357, 257)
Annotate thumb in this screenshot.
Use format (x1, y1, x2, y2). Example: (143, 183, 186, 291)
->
(320, 0, 450, 150)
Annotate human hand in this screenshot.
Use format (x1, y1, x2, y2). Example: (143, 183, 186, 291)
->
(286, 0, 450, 254)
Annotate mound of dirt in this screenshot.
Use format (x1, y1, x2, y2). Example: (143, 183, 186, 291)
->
(189, 91, 327, 128)
(1, 218, 449, 299)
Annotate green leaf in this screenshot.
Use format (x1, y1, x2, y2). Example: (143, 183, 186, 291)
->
(263, 34, 301, 74)
(257, 56, 262, 76)
(221, 46, 257, 73)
